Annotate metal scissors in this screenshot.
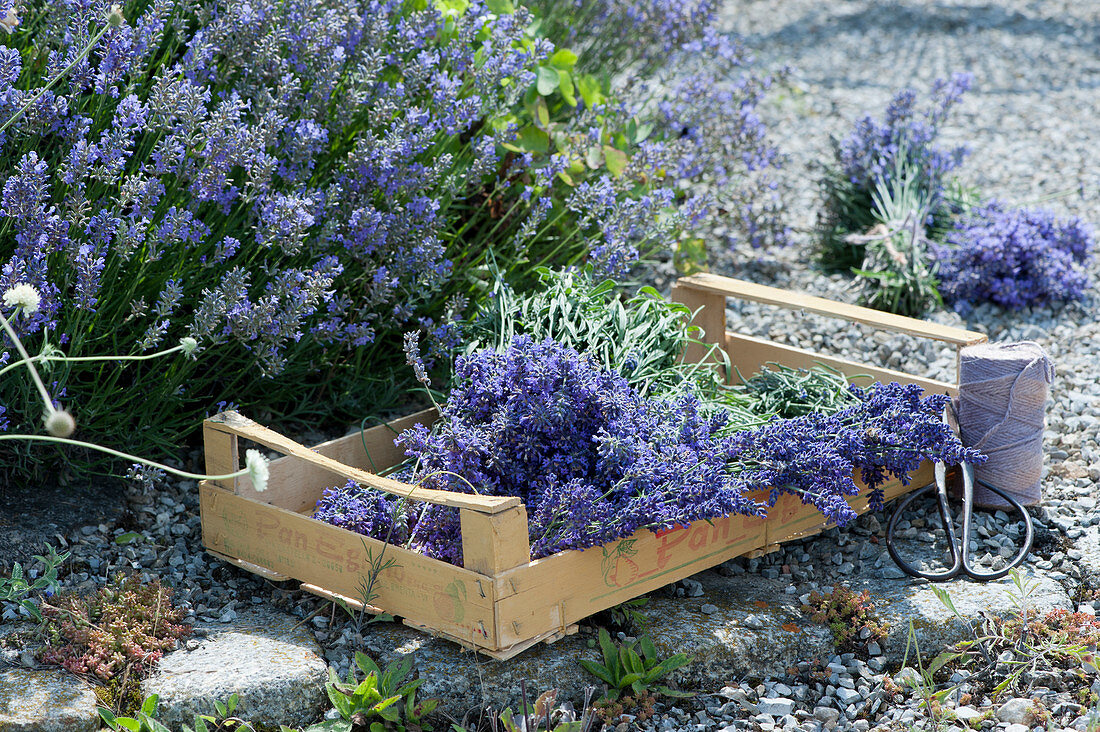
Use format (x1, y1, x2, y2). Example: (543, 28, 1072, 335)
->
(885, 462, 1034, 582)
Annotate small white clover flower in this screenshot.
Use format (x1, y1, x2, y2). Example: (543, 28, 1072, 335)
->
(179, 336, 199, 357)
(0, 5, 19, 34)
(3, 283, 40, 314)
(44, 409, 75, 437)
(245, 449, 270, 492)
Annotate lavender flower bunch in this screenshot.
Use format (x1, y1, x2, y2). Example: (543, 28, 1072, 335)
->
(314, 337, 981, 567)
(932, 202, 1094, 314)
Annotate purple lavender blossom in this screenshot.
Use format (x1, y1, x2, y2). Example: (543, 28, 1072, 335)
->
(932, 202, 1094, 313)
(314, 337, 980, 567)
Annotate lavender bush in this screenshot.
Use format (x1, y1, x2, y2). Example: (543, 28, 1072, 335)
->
(314, 336, 980, 566)
(932, 202, 1094, 314)
(0, 0, 708, 478)
(820, 73, 974, 271)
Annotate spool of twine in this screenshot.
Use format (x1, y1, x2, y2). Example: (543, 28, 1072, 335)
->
(956, 341, 1054, 508)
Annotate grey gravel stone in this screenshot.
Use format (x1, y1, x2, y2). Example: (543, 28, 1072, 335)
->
(995, 698, 1039, 726)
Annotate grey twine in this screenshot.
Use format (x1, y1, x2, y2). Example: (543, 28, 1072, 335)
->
(956, 341, 1054, 508)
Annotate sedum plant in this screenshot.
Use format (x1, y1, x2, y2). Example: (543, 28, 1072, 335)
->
(39, 573, 191, 681)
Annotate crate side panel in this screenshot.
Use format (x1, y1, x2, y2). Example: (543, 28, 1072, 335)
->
(725, 332, 956, 394)
(491, 507, 769, 646)
(200, 484, 499, 647)
(765, 462, 933, 546)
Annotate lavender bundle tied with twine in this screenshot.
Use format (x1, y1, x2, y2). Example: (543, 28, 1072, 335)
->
(956, 341, 1054, 508)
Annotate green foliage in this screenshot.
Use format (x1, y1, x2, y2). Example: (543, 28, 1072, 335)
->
(304, 652, 439, 732)
(801, 585, 888, 653)
(929, 569, 1100, 700)
(99, 693, 255, 732)
(578, 628, 693, 702)
(0, 544, 68, 623)
(850, 158, 943, 317)
(465, 266, 762, 423)
(735, 363, 865, 419)
(39, 574, 190, 682)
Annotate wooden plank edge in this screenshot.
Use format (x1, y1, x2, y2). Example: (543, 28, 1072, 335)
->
(204, 411, 520, 514)
(676, 273, 987, 347)
(205, 548, 291, 581)
(400, 619, 580, 661)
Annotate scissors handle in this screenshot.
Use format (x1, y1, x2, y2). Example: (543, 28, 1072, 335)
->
(885, 463, 1034, 582)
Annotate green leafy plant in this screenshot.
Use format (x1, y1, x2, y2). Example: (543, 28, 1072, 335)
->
(305, 651, 439, 732)
(0, 544, 68, 623)
(578, 628, 693, 703)
(800, 585, 888, 653)
(735, 363, 865, 419)
(465, 266, 763, 422)
(849, 155, 943, 317)
(99, 693, 255, 732)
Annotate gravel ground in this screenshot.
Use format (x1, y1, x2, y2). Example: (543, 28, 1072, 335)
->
(7, 1, 1100, 731)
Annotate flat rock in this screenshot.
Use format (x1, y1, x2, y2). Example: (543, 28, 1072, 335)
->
(142, 608, 327, 727)
(361, 564, 1068, 716)
(0, 668, 99, 732)
(1075, 527, 1100, 589)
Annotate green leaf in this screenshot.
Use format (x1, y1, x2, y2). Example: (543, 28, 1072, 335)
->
(141, 696, 159, 717)
(98, 708, 119, 730)
(536, 66, 560, 96)
(114, 532, 143, 545)
(144, 716, 172, 732)
(596, 628, 617, 671)
(484, 0, 513, 13)
(617, 671, 644, 687)
(513, 126, 549, 154)
(355, 651, 382, 679)
(578, 659, 614, 685)
(115, 719, 141, 732)
(534, 96, 549, 127)
(930, 585, 961, 618)
(654, 686, 695, 699)
(557, 68, 576, 107)
(576, 74, 603, 108)
(193, 716, 209, 732)
(584, 145, 603, 170)
(602, 146, 628, 177)
(638, 636, 657, 661)
(548, 49, 577, 70)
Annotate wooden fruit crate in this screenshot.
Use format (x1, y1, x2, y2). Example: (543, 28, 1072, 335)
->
(199, 274, 987, 660)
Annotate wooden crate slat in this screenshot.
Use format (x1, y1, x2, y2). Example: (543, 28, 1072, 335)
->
(677, 273, 987, 347)
(726, 331, 956, 395)
(200, 484, 500, 646)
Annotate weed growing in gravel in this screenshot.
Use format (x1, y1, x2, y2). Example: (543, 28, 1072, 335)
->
(100, 693, 256, 732)
(800, 585, 888, 653)
(0, 544, 67, 622)
(578, 627, 693, 718)
(303, 651, 439, 732)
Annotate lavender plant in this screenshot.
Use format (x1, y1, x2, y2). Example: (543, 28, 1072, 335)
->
(314, 336, 981, 566)
(820, 73, 973, 270)
(931, 202, 1094, 314)
(0, 0, 701, 479)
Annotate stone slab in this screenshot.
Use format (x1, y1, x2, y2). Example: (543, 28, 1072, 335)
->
(142, 608, 328, 727)
(0, 668, 99, 732)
